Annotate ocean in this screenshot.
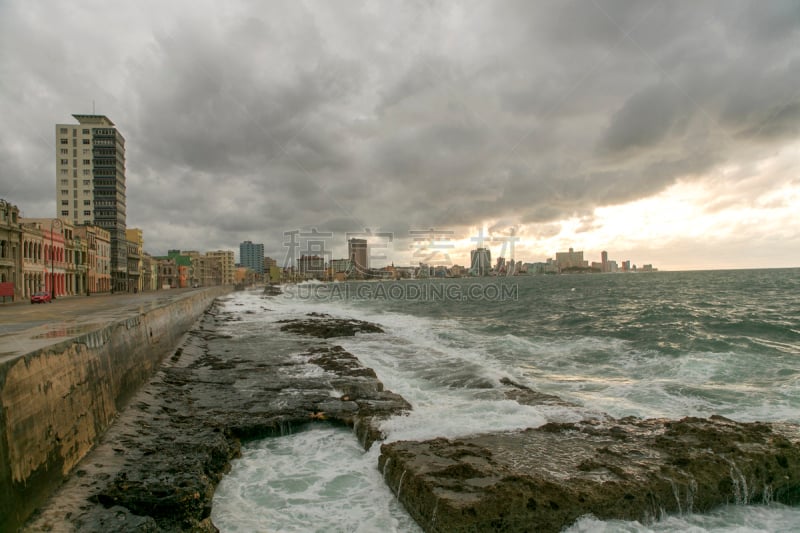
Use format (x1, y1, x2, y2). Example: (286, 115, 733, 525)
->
(210, 269, 800, 532)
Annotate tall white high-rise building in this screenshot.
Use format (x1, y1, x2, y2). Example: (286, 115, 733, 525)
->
(55, 114, 127, 291)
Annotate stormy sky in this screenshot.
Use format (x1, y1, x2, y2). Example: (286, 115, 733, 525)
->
(1, 0, 798, 270)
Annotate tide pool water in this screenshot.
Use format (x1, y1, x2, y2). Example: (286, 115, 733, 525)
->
(212, 269, 800, 532)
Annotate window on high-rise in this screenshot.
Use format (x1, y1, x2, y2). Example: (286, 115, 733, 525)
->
(60, 138, 68, 145)
(61, 200, 68, 206)
(60, 148, 68, 155)
(60, 128, 67, 134)
(60, 159, 68, 165)
(82, 139, 90, 145)
(84, 210, 91, 216)
(82, 129, 90, 134)
(61, 210, 69, 216)
(61, 189, 68, 195)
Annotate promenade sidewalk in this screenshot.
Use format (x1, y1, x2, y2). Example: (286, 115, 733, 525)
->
(0, 288, 200, 364)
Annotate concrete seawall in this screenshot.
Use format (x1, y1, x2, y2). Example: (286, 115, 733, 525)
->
(0, 287, 229, 532)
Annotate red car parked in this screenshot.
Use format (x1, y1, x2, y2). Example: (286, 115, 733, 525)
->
(31, 291, 52, 304)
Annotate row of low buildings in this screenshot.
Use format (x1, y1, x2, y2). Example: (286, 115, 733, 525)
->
(1, 199, 114, 299)
(1, 198, 237, 302)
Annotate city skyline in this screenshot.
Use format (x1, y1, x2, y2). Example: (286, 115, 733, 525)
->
(1, 1, 799, 271)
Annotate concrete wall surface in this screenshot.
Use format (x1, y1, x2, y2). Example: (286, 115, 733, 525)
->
(0, 287, 229, 531)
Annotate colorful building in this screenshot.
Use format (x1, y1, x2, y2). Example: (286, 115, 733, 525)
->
(125, 228, 144, 292)
(75, 223, 111, 293)
(0, 199, 22, 301)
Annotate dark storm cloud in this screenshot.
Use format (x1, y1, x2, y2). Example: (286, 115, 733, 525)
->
(597, 83, 689, 155)
(0, 0, 798, 261)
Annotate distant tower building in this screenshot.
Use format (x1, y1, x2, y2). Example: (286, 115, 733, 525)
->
(470, 247, 491, 276)
(555, 247, 587, 271)
(297, 255, 325, 279)
(55, 114, 127, 291)
(239, 240, 265, 274)
(264, 256, 278, 271)
(601, 250, 608, 273)
(348, 238, 368, 274)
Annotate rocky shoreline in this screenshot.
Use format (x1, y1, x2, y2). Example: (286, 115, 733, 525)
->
(380, 416, 800, 533)
(24, 295, 800, 532)
(24, 299, 409, 532)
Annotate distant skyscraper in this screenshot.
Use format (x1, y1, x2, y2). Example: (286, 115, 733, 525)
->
(56, 114, 127, 291)
(470, 247, 491, 276)
(601, 250, 608, 273)
(348, 238, 368, 274)
(239, 241, 265, 274)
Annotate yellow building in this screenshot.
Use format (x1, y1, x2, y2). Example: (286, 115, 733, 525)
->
(208, 250, 235, 285)
(125, 228, 144, 292)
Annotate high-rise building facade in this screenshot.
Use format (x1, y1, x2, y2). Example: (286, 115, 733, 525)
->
(239, 240, 264, 274)
(348, 238, 368, 275)
(55, 115, 127, 291)
(470, 247, 491, 276)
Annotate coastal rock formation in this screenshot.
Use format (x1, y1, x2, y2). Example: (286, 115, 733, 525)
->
(278, 313, 385, 338)
(263, 284, 282, 296)
(499, 377, 579, 407)
(379, 415, 800, 532)
(24, 303, 408, 532)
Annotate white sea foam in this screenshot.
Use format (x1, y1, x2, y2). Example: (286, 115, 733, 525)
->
(211, 426, 421, 533)
(212, 283, 800, 532)
(566, 503, 800, 532)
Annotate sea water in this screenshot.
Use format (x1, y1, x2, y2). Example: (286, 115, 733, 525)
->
(211, 269, 800, 532)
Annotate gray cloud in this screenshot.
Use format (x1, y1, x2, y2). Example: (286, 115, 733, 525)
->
(0, 0, 798, 266)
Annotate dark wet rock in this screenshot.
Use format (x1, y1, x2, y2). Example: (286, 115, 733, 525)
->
(278, 316, 384, 338)
(26, 303, 408, 532)
(379, 416, 800, 533)
(263, 284, 282, 296)
(499, 377, 579, 407)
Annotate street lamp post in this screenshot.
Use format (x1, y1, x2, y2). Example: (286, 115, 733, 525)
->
(50, 218, 62, 300)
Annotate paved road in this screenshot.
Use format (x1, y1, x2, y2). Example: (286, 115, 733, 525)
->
(0, 288, 205, 364)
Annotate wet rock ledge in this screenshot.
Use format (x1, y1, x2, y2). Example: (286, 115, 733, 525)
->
(379, 415, 800, 532)
(25, 304, 409, 532)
